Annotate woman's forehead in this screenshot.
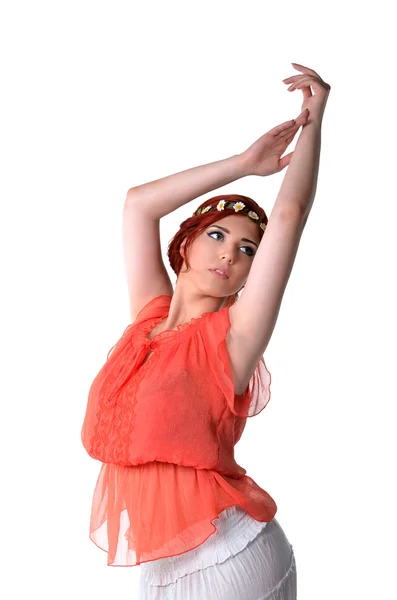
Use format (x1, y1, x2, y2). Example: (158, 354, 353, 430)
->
(209, 214, 260, 239)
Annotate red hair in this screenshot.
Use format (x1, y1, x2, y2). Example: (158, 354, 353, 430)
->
(167, 194, 268, 307)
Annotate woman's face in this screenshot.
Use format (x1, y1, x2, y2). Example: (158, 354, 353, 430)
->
(179, 214, 261, 297)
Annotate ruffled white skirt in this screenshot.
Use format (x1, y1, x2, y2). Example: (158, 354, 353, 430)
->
(138, 505, 297, 600)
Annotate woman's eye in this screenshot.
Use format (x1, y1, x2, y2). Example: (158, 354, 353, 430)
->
(208, 231, 223, 241)
(207, 231, 255, 256)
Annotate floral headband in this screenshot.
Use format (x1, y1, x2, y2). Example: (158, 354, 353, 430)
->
(193, 199, 267, 232)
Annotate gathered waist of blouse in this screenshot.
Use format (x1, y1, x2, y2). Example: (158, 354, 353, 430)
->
(140, 504, 270, 587)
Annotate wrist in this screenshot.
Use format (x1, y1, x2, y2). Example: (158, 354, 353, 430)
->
(307, 110, 324, 129)
(231, 152, 255, 178)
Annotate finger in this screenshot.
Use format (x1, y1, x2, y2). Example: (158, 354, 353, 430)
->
(282, 74, 307, 84)
(279, 151, 293, 170)
(288, 76, 315, 86)
(291, 62, 322, 80)
(272, 108, 308, 137)
(278, 112, 308, 138)
(288, 81, 315, 100)
(270, 119, 296, 136)
(287, 76, 316, 90)
(277, 122, 300, 138)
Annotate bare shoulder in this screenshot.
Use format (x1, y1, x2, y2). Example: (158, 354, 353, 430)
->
(130, 290, 173, 324)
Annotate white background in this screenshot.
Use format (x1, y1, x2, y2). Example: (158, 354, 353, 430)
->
(1, 1, 396, 598)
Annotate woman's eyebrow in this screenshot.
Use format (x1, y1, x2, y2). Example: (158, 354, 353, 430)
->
(210, 225, 258, 248)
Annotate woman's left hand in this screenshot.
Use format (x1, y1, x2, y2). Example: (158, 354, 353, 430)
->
(283, 62, 331, 121)
(239, 63, 331, 177)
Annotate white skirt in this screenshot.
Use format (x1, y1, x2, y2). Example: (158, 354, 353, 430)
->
(138, 506, 297, 600)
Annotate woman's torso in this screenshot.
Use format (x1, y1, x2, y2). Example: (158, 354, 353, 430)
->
(144, 307, 250, 396)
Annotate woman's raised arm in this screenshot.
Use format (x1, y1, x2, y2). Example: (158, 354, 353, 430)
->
(126, 154, 247, 219)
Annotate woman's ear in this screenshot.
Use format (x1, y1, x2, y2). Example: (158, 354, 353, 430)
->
(179, 239, 187, 261)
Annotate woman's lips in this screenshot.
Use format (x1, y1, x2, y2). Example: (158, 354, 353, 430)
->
(209, 269, 229, 280)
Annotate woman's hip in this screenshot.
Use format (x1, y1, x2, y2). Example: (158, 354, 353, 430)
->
(138, 516, 296, 600)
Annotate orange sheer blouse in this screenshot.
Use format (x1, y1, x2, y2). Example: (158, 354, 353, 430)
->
(81, 295, 276, 566)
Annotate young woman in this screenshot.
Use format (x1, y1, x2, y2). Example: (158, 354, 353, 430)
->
(81, 62, 330, 599)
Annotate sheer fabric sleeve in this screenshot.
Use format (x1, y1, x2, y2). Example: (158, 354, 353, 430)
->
(202, 305, 272, 418)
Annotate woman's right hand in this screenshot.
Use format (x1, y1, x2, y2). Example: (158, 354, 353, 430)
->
(239, 109, 310, 177)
